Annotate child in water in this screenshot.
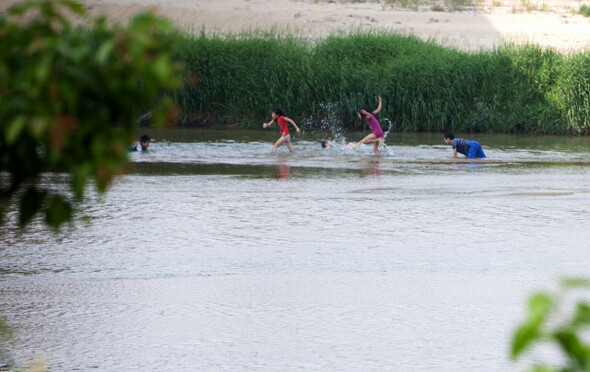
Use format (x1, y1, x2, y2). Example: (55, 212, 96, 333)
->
(129, 135, 150, 152)
(443, 132, 487, 159)
(350, 96, 384, 155)
(263, 108, 301, 153)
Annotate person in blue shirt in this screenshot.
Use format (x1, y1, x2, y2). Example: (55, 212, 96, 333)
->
(129, 135, 150, 152)
(443, 132, 486, 158)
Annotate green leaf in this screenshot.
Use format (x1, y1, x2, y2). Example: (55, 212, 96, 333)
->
(72, 163, 91, 197)
(44, 195, 72, 229)
(529, 293, 554, 321)
(19, 188, 46, 227)
(512, 293, 554, 359)
(128, 12, 171, 34)
(6, 116, 26, 145)
(151, 54, 172, 82)
(560, 278, 590, 289)
(512, 321, 542, 358)
(553, 330, 587, 368)
(530, 367, 558, 372)
(34, 54, 53, 84)
(571, 303, 590, 327)
(59, 81, 78, 111)
(62, 39, 91, 64)
(95, 39, 115, 65)
(27, 116, 48, 140)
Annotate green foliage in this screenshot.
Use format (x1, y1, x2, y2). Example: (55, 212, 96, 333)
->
(579, 4, 590, 17)
(0, 0, 182, 228)
(496, 44, 566, 134)
(512, 278, 590, 371)
(559, 52, 590, 134)
(169, 31, 590, 135)
(169, 30, 311, 126)
(0, 315, 14, 365)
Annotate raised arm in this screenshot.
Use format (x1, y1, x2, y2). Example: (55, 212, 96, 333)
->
(284, 117, 301, 134)
(262, 119, 274, 128)
(373, 96, 382, 115)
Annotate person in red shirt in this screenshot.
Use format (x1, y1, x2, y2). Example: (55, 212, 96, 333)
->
(263, 108, 301, 153)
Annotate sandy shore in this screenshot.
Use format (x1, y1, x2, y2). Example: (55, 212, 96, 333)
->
(3, 0, 590, 51)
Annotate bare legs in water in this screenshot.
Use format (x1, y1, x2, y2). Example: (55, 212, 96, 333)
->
(350, 133, 383, 155)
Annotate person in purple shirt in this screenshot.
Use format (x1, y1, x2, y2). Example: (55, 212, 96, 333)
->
(350, 96, 385, 155)
(443, 132, 487, 159)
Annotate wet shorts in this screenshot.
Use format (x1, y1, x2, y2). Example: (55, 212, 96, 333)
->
(372, 129, 384, 138)
(467, 141, 486, 158)
(281, 134, 291, 142)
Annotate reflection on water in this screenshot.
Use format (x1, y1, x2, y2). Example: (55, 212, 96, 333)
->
(275, 158, 290, 180)
(124, 129, 590, 167)
(362, 158, 383, 177)
(1, 129, 590, 371)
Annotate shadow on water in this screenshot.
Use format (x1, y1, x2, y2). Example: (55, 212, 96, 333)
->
(131, 161, 389, 179)
(130, 158, 590, 180)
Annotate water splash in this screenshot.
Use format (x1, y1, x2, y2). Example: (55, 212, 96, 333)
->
(380, 118, 394, 155)
(302, 101, 350, 147)
(302, 102, 396, 155)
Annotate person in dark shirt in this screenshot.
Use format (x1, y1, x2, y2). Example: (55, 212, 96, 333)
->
(443, 132, 486, 158)
(129, 135, 150, 152)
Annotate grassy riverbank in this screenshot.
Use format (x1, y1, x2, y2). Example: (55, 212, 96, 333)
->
(166, 30, 590, 134)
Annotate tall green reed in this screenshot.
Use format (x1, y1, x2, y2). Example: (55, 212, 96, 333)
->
(559, 52, 590, 134)
(167, 29, 590, 134)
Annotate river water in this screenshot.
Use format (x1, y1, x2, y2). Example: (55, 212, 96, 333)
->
(1, 130, 590, 371)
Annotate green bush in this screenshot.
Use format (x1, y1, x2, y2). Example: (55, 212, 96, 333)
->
(0, 0, 183, 228)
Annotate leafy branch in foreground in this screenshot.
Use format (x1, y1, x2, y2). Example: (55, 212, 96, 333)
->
(0, 0, 183, 229)
(512, 278, 590, 372)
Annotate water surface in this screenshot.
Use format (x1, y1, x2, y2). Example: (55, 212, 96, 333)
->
(1, 130, 589, 371)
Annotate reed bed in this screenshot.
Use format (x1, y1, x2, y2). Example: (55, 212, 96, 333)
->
(166, 30, 590, 134)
